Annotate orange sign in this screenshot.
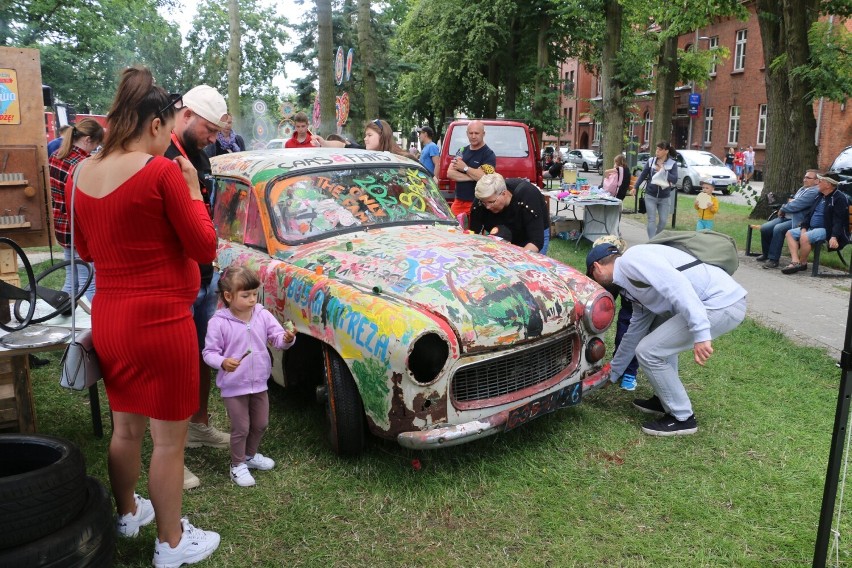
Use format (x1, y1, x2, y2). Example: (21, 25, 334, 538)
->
(0, 69, 21, 125)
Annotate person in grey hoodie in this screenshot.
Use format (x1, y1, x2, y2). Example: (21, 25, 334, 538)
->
(202, 266, 295, 487)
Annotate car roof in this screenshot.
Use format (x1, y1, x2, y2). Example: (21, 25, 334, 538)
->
(211, 148, 421, 186)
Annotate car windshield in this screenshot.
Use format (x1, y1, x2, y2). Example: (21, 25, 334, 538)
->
(683, 152, 724, 167)
(447, 125, 530, 158)
(268, 165, 455, 243)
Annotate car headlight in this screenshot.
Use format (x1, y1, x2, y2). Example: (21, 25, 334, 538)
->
(583, 290, 615, 334)
(408, 332, 450, 385)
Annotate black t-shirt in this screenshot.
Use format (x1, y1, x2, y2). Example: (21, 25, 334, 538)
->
(455, 144, 497, 201)
(469, 178, 547, 250)
(165, 140, 215, 286)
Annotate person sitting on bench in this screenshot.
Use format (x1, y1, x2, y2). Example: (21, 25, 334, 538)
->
(756, 169, 820, 269)
(782, 172, 849, 274)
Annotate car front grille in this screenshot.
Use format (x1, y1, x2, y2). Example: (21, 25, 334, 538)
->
(451, 331, 577, 405)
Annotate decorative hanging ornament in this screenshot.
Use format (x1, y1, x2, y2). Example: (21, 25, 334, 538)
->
(278, 119, 296, 139)
(345, 48, 355, 82)
(312, 94, 321, 132)
(279, 101, 295, 118)
(252, 100, 267, 115)
(336, 92, 350, 127)
(334, 46, 345, 86)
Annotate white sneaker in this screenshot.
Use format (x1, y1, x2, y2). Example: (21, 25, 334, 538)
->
(183, 466, 200, 490)
(152, 518, 220, 568)
(230, 463, 256, 487)
(245, 452, 275, 471)
(116, 493, 155, 537)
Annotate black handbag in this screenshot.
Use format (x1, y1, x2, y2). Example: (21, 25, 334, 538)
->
(638, 192, 647, 214)
(59, 161, 102, 391)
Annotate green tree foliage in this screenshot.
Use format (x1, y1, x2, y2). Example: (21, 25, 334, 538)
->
(287, 0, 409, 137)
(6, 0, 182, 113)
(184, 0, 289, 119)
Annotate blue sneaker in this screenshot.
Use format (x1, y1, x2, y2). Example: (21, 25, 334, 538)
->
(620, 374, 637, 391)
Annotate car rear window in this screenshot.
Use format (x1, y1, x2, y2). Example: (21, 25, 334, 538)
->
(267, 166, 455, 243)
(447, 125, 530, 158)
(831, 148, 852, 174)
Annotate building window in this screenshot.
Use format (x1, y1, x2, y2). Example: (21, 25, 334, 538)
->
(644, 111, 652, 144)
(628, 120, 635, 141)
(703, 107, 713, 144)
(734, 29, 747, 71)
(728, 106, 740, 145)
(757, 104, 767, 146)
(593, 121, 601, 146)
(568, 108, 573, 132)
(709, 36, 719, 75)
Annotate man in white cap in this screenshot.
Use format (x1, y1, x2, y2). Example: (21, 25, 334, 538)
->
(165, 85, 230, 489)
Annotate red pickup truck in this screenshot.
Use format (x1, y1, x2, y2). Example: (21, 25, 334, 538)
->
(436, 119, 543, 202)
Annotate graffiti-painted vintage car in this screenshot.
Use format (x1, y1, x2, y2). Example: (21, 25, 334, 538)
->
(210, 148, 614, 455)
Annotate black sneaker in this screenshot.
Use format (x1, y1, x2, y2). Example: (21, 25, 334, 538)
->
(632, 395, 665, 414)
(641, 414, 698, 437)
(755, 254, 768, 262)
(762, 260, 779, 269)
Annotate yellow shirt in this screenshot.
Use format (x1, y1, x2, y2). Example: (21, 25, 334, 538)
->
(695, 195, 720, 220)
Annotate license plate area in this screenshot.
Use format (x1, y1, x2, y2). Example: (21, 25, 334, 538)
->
(505, 382, 582, 431)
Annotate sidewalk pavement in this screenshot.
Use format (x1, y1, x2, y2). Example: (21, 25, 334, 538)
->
(618, 213, 850, 359)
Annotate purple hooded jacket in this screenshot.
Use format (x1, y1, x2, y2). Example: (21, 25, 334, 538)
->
(202, 304, 295, 398)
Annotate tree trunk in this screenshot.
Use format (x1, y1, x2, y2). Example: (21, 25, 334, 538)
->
(600, 0, 624, 171)
(357, 0, 378, 120)
(531, 17, 550, 130)
(651, 35, 678, 146)
(487, 59, 499, 118)
(317, 0, 336, 135)
(227, 0, 241, 131)
(753, 0, 820, 218)
(503, 17, 519, 114)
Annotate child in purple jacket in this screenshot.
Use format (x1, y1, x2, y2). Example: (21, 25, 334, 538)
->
(202, 266, 295, 487)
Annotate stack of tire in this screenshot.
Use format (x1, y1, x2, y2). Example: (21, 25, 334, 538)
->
(0, 434, 114, 567)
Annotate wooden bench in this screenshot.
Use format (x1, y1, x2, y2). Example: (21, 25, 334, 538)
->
(810, 205, 852, 277)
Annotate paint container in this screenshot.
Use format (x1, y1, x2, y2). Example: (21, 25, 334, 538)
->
(315, 265, 324, 275)
(372, 286, 382, 295)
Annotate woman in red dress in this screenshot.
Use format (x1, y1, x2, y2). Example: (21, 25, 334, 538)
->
(72, 67, 220, 566)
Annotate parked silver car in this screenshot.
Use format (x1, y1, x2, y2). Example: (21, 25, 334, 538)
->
(675, 150, 737, 194)
(563, 149, 602, 173)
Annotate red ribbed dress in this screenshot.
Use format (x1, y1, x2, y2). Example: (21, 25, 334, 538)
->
(72, 156, 217, 421)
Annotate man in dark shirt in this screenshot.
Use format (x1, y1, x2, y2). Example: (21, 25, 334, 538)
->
(447, 120, 497, 218)
(469, 173, 549, 253)
(164, 84, 229, 489)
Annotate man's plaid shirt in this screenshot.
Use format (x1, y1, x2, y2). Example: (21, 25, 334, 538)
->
(49, 146, 90, 248)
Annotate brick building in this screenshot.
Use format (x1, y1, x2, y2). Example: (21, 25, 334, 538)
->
(545, 4, 851, 172)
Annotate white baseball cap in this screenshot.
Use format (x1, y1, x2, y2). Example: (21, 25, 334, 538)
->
(182, 85, 228, 129)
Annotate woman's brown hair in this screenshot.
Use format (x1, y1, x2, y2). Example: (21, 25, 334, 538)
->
(54, 118, 105, 160)
(98, 66, 175, 159)
(366, 119, 415, 159)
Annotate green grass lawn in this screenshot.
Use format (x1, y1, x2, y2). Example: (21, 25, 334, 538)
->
(12, 255, 852, 566)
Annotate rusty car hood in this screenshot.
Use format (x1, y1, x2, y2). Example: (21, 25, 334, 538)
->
(276, 225, 600, 351)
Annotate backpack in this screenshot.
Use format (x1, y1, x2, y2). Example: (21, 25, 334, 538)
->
(648, 230, 739, 275)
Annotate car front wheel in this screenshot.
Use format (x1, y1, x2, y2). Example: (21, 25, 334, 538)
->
(681, 177, 694, 194)
(321, 346, 366, 456)
(582, 162, 589, 172)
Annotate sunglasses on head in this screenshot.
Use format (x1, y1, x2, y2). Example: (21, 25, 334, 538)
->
(157, 93, 183, 117)
(372, 119, 382, 129)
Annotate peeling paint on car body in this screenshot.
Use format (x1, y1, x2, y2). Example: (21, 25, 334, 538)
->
(211, 148, 613, 449)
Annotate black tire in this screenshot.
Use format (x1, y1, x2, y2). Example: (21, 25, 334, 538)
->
(0, 434, 88, 550)
(682, 177, 694, 194)
(322, 347, 366, 456)
(0, 476, 115, 567)
(721, 186, 731, 195)
(581, 161, 589, 172)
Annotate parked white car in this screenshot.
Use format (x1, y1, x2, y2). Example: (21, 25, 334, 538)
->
(563, 149, 602, 173)
(265, 138, 287, 149)
(675, 149, 737, 194)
